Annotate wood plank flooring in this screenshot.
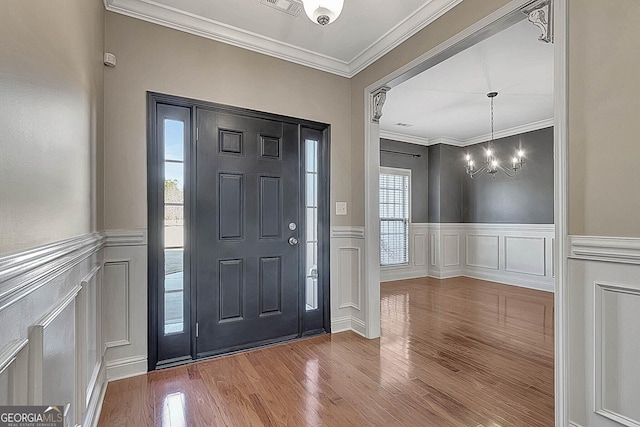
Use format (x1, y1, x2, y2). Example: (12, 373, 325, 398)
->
(98, 277, 554, 426)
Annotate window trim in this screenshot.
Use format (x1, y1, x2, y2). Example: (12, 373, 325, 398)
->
(379, 166, 411, 268)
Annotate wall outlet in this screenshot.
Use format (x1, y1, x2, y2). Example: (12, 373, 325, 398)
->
(336, 202, 347, 215)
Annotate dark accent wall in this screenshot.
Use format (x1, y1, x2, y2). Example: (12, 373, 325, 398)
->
(438, 144, 464, 223)
(383, 127, 554, 225)
(462, 127, 554, 223)
(380, 139, 429, 223)
(427, 145, 441, 223)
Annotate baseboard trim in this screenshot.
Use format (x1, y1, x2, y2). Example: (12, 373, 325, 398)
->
(85, 362, 107, 427)
(568, 422, 585, 427)
(427, 270, 463, 279)
(463, 271, 554, 293)
(331, 316, 351, 333)
(351, 317, 366, 337)
(105, 355, 147, 381)
(331, 315, 366, 337)
(381, 268, 429, 282)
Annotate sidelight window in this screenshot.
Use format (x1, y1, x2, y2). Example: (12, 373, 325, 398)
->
(163, 119, 185, 335)
(305, 138, 319, 311)
(380, 167, 411, 266)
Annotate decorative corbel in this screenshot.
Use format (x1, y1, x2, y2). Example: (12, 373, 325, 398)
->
(524, 0, 553, 43)
(371, 86, 390, 123)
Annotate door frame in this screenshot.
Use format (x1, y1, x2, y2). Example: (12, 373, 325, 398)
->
(362, 0, 568, 425)
(147, 92, 332, 370)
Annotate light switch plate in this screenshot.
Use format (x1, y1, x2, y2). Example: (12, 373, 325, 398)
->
(336, 202, 347, 215)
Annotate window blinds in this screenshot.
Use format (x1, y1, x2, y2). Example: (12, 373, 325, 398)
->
(379, 170, 410, 266)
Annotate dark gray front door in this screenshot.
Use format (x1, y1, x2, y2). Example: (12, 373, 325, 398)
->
(195, 109, 300, 357)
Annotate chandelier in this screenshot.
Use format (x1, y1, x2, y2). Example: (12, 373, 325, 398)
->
(465, 92, 525, 179)
(301, 0, 344, 25)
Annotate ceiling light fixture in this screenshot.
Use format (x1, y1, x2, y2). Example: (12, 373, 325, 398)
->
(465, 92, 525, 179)
(301, 0, 344, 25)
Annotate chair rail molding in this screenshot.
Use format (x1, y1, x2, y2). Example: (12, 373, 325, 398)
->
(0, 233, 105, 312)
(569, 235, 640, 264)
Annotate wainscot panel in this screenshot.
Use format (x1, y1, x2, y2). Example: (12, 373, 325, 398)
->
(569, 235, 640, 427)
(0, 232, 107, 426)
(383, 223, 555, 292)
(103, 229, 148, 381)
(331, 227, 365, 335)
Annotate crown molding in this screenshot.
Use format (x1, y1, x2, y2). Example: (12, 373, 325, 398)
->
(379, 130, 430, 146)
(380, 118, 554, 148)
(104, 0, 463, 78)
(463, 118, 554, 146)
(348, 0, 464, 76)
(430, 136, 466, 146)
(106, 0, 352, 76)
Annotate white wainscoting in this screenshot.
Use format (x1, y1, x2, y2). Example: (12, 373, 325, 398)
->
(331, 226, 365, 336)
(568, 235, 640, 427)
(427, 224, 465, 279)
(380, 223, 429, 282)
(462, 224, 555, 292)
(103, 229, 148, 381)
(0, 232, 106, 427)
(381, 223, 555, 292)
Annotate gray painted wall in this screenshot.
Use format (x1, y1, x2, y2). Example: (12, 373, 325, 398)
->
(462, 127, 554, 223)
(438, 144, 464, 223)
(380, 139, 429, 223)
(427, 144, 441, 223)
(382, 127, 554, 225)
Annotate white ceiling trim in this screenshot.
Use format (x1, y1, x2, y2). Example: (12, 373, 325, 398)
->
(105, 0, 463, 78)
(105, 0, 352, 75)
(379, 130, 430, 146)
(381, 118, 554, 147)
(463, 118, 554, 146)
(348, 0, 464, 76)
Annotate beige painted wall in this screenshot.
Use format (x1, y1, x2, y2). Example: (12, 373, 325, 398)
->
(103, 12, 352, 230)
(349, 0, 510, 225)
(568, 0, 640, 237)
(0, 0, 104, 255)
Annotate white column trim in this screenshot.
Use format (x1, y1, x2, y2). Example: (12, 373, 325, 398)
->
(553, 0, 569, 425)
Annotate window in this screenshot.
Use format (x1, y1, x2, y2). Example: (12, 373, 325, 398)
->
(380, 167, 410, 266)
(163, 119, 185, 335)
(305, 138, 319, 310)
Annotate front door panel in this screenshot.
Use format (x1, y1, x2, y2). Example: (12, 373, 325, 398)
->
(195, 109, 300, 357)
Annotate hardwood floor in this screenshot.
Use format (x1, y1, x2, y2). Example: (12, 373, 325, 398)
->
(98, 277, 554, 426)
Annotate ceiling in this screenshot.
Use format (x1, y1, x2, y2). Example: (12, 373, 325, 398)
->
(104, 0, 553, 144)
(104, 0, 463, 77)
(380, 19, 554, 146)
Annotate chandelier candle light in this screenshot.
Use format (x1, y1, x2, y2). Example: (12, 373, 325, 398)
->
(302, 0, 344, 25)
(465, 92, 526, 179)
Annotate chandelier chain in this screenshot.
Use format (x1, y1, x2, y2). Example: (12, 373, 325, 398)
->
(491, 95, 494, 143)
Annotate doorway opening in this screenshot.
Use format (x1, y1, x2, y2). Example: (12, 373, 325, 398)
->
(363, 0, 567, 424)
(147, 93, 331, 370)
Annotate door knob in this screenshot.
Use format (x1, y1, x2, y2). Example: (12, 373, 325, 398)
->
(288, 237, 299, 246)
